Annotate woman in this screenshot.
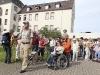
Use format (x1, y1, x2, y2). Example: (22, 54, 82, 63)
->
(46, 40, 64, 67)
(38, 34, 45, 60)
(93, 42, 100, 62)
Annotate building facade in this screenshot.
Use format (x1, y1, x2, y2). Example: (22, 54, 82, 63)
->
(0, 0, 24, 34)
(17, 0, 75, 33)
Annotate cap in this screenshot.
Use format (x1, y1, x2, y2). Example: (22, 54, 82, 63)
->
(23, 20, 29, 24)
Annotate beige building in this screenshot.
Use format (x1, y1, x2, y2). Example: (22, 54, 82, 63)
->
(17, 0, 75, 33)
(0, 0, 24, 34)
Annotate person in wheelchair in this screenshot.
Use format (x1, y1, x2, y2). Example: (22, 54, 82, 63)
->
(46, 40, 64, 67)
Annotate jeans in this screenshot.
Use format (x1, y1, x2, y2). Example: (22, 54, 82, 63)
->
(50, 47, 54, 52)
(3, 45, 11, 63)
(47, 54, 56, 65)
(32, 45, 38, 52)
(95, 52, 100, 58)
(78, 45, 83, 57)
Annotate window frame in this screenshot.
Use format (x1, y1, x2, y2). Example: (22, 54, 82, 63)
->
(0, 7, 2, 16)
(35, 14, 38, 21)
(5, 19, 7, 25)
(29, 14, 32, 21)
(23, 15, 26, 21)
(5, 9, 8, 15)
(50, 25, 54, 30)
(50, 12, 54, 20)
(45, 13, 49, 20)
(18, 15, 21, 21)
(34, 25, 38, 32)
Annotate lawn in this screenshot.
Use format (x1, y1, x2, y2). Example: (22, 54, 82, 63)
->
(0, 46, 49, 62)
(0, 46, 16, 62)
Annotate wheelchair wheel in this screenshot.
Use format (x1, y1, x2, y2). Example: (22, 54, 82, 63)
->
(57, 54, 67, 69)
(52, 56, 58, 70)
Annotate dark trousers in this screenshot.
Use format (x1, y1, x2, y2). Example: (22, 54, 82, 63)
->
(32, 45, 38, 52)
(38, 48, 44, 57)
(64, 52, 70, 67)
(3, 45, 11, 63)
(70, 50, 73, 60)
(78, 45, 83, 57)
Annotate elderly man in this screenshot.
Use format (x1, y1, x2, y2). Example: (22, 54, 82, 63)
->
(18, 21, 33, 73)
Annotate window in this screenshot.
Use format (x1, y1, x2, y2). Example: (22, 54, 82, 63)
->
(13, 24, 16, 30)
(50, 12, 54, 20)
(0, 27, 1, 33)
(50, 25, 54, 30)
(4, 29, 7, 31)
(14, 6, 18, 12)
(35, 14, 38, 21)
(13, 14, 17, 21)
(17, 26, 21, 32)
(27, 7, 30, 12)
(45, 25, 49, 29)
(23, 15, 26, 21)
(29, 14, 32, 21)
(34, 25, 38, 32)
(45, 13, 49, 20)
(56, 4, 61, 8)
(5, 9, 8, 15)
(0, 18, 1, 26)
(45, 5, 50, 10)
(0, 7, 2, 16)
(5, 19, 7, 25)
(35, 6, 41, 10)
(18, 15, 21, 21)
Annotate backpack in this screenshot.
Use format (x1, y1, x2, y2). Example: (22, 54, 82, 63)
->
(2, 32, 10, 45)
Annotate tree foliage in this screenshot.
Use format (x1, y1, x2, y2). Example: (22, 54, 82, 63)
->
(38, 27, 61, 38)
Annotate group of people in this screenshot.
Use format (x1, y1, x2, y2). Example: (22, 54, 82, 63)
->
(1, 20, 100, 73)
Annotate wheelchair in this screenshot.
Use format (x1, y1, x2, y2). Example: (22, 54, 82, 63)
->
(52, 54, 68, 70)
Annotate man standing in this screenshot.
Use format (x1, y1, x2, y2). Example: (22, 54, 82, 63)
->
(19, 21, 33, 73)
(2, 29, 14, 64)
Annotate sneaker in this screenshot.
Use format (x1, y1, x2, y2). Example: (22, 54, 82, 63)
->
(20, 70, 26, 73)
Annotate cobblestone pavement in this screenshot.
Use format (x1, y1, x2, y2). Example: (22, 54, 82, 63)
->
(0, 58, 100, 75)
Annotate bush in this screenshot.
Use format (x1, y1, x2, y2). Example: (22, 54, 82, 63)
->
(38, 27, 61, 38)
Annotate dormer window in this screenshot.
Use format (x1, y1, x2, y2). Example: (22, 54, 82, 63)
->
(27, 7, 32, 12)
(45, 5, 50, 10)
(56, 4, 61, 8)
(35, 6, 41, 10)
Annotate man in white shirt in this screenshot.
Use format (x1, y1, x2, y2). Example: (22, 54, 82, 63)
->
(49, 37, 56, 53)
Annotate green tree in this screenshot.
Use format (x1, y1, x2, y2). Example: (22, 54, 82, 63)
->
(38, 27, 61, 38)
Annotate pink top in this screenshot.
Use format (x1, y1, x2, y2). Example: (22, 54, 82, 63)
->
(93, 46, 100, 52)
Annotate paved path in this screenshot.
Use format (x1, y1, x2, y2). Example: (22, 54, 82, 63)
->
(0, 59, 100, 75)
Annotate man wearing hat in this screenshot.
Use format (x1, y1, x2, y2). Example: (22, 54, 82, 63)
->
(18, 21, 33, 73)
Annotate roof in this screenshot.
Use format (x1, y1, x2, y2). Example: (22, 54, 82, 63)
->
(18, 0, 74, 14)
(0, 0, 24, 8)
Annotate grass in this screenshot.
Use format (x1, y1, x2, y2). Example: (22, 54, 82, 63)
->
(0, 46, 16, 62)
(0, 46, 50, 62)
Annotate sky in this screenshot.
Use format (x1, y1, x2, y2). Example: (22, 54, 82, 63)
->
(21, 0, 100, 33)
